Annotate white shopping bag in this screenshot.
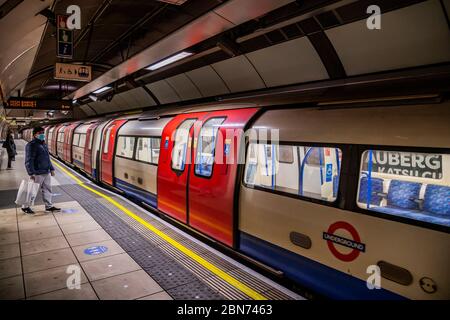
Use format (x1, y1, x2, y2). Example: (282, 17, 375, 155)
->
(15, 179, 40, 206)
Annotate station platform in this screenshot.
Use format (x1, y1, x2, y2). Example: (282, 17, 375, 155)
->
(0, 140, 302, 300)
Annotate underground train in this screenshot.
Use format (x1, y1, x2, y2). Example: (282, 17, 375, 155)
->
(22, 102, 450, 300)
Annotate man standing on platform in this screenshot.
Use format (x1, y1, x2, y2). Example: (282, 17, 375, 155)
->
(22, 127, 61, 215)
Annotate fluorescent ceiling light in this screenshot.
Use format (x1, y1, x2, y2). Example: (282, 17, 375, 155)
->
(146, 51, 193, 71)
(93, 86, 112, 94)
(88, 94, 98, 102)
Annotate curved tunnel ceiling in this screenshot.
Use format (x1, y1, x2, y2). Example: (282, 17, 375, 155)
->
(81, 0, 450, 116)
(1, 0, 450, 120)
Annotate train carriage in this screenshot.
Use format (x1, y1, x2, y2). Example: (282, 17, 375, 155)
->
(113, 115, 173, 208)
(238, 102, 450, 300)
(72, 122, 94, 171)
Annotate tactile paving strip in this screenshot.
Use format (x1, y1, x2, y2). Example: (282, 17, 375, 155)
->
(59, 183, 224, 300)
(168, 280, 224, 300)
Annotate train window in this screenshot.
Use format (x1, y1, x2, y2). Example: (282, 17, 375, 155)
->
(103, 128, 112, 154)
(116, 136, 135, 159)
(195, 117, 225, 177)
(79, 134, 86, 148)
(151, 138, 161, 164)
(172, 119, 196, 172)
(88, 131, 94, 150)
(357, 150, 450, 227)
(136, 137, 151, 163)
(244, 144, 342, 202)
(136, 137, 161, 164)
(73, 133, 80, 146)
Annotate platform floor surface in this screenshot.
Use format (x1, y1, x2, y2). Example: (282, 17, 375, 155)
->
(0, 141, 302, 300)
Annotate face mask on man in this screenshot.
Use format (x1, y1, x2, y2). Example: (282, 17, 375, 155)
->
(37, 134, 45, 141)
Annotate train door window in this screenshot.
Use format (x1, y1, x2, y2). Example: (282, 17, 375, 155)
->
(195, 117, 225, 177)
(88, 130, 94, 150)
(73, 133, 80, 146)
(136, 137, 151, 163)
(79, 134, 86, 148)
(151, 138, 161, 164)
(172, 119, 196, 172)
(357, 150, 450, 227)
(244, 144, 342, 202)
(116, 136, 135, 159)
(103, 128, 112, 154)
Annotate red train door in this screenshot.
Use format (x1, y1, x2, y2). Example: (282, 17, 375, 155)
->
(158, 108, 258, 247)
(157, 113, 206, 222)
(188, 108, 258, 247)
(84, 123, 98, 175)
(100, 119, 127, 186)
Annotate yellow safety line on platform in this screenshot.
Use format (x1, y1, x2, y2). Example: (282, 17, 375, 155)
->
(52, 160, 267, 300)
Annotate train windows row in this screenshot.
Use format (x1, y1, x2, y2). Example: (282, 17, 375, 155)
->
(73, 133, 87, 148)
(244, 144, 450, 227)
(116, 135, 161, 165)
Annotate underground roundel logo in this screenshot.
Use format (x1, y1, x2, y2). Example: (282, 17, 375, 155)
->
(323, 221, 366, 262)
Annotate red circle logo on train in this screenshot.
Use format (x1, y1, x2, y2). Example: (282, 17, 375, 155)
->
(323, 221, 366, 262)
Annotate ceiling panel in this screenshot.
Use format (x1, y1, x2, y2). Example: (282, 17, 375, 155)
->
(0, 0, 52, 99)
(185, 65, 230, 97)
(211, 55, 266, 93)
(165, 73, 202, 101)
(326, 0, 450, 76)
(146, 80, 180, 104)
(246, 37, 329, 87)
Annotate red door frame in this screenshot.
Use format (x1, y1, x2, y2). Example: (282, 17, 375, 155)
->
(157, 112, 207, 222)
(100, 119, 128, 186)
(157, 108, 259, 247)
(56, 125, 66, 159)
(188, 108, 258, 247)
(84, 122, 99, 176)
(63, 123, 79, 163)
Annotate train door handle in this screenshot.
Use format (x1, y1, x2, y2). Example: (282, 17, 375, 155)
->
(290, 232, 312, 249)
(377, 261, 413, 286)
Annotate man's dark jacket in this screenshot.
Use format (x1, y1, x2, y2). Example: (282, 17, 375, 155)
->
(25, 139, 54, 176)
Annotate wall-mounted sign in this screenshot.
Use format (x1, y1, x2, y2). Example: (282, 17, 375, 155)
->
(6, 98, 72, 110)
(57, 15, 73, 59)
(55, 62, 92, 82)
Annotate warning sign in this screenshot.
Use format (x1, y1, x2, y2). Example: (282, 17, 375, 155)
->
(323, 221, 365, 262)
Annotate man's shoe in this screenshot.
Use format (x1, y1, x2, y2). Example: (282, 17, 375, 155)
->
(21, 207, 35, 215)
(45, 206, 61, 212)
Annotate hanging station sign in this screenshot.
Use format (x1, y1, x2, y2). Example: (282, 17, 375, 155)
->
(57, 15, 74, 59)
(6, 98, 72, 110)
(55, 62, 92, 82)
